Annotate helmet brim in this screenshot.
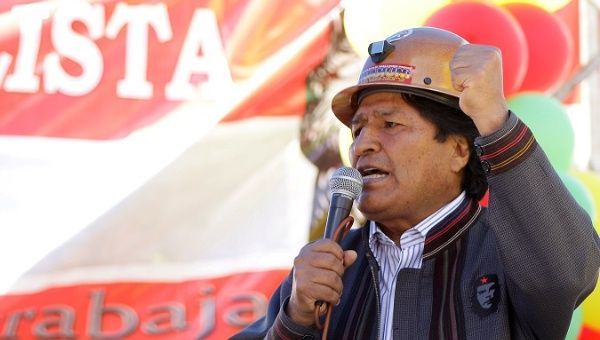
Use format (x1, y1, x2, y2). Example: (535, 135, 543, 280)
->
(331, 82, 461, 127)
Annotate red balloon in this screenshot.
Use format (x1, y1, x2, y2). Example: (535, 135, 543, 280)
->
(504, 3, 574, 93)
(425, 2, 528, 97)
(579, 326, 600, 340)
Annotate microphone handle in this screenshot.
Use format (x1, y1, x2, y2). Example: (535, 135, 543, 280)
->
(324, 193, 354, 239)
(316, 201, 354, 337)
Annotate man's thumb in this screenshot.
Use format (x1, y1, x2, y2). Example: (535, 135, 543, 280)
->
(343, 250, 358, 268)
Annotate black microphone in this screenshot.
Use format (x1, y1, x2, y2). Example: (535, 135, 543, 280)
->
(324, 167, 363, 239)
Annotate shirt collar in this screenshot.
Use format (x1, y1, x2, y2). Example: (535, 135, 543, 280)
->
(369, 191, 467, 248)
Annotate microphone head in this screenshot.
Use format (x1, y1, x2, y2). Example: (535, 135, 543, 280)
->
(329, 167, 363, 199)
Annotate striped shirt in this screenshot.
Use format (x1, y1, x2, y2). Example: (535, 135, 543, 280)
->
(368, 191, 467, 340)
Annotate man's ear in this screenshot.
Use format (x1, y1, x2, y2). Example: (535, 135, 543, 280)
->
(449, 134, 470, 173)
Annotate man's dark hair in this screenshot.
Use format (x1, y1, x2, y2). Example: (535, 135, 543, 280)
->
(402, 93, 488, 201)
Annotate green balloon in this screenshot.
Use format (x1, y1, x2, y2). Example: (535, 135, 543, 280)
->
(558, 172, 596, 219)
(565, 306, 583, 340)
(573, 171, 600, 227)
(508, 92, 575, 171)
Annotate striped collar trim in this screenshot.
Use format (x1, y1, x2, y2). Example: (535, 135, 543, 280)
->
(423, 198, 482, 259)
(368, 191, 466, 248)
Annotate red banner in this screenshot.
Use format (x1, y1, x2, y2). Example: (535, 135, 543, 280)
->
(0, 0, 336, 138)
(0, 270, 288, 339)
(0, 1, 333, 338)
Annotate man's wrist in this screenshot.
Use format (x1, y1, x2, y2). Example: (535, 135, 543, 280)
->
(286, 298, 316, 328)
(272, 297, 322, 339)
(474, 112, 535, 176)
(472, 106, 509, 137)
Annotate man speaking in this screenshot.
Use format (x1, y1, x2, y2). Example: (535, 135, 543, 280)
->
(233, 27, 600, 339)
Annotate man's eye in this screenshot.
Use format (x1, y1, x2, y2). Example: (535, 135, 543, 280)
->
(352, 128, 362, 138)
(385, 121, 398, 128)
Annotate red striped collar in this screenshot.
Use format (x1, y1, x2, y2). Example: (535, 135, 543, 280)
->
(423, 198, 482, 259)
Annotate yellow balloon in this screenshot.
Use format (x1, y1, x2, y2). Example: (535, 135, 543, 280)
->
(572, 171, 600, 332)
(492, 0, 571, 12)
(573, 171, 600, 229)
(343, 0, 451, 57)
(583, 285, 600, 333)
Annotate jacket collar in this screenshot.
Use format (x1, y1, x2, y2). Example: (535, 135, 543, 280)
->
(360, 197, 482, 260)
(423, 197, 482, 259)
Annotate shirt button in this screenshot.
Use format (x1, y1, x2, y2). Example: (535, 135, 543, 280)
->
(481, 160, 491, 173)
(475, 145, 485, 157)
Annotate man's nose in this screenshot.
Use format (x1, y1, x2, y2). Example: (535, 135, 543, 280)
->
(351, 127, 381, 159)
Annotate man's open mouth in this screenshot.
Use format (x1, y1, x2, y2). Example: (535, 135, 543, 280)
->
(359, 167, 389, 180)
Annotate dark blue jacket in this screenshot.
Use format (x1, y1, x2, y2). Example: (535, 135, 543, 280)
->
(233, 114, 600, 339)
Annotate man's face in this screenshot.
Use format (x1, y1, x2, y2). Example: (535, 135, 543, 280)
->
(349, 92, 465, 229)
(476, 282, 496, 309)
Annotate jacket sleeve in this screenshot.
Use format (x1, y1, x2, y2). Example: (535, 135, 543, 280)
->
(230, 270, 322, 340)
(474, 112, 600, 339)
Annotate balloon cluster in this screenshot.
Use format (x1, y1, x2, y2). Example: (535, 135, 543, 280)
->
(342, 0, 599, 338)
